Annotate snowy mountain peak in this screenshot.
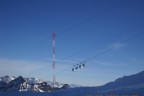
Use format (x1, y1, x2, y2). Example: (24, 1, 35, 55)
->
(0, 75, 16, 83)
(0, 75, 75, 92)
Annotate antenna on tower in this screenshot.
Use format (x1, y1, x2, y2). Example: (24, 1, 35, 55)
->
(52, 32, 56, 88)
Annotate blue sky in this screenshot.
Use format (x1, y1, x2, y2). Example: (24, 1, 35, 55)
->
(0, 0, 144, 86)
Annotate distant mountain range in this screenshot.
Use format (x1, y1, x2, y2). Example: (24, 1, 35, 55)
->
(95, 70, 144, 94)
(0, 70, 144, 96)
(100, 70, 144, 91)
(0, 75, 74, 92)
(52, 70, 144, 96)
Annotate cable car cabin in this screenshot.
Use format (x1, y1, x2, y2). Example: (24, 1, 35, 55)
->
(72, 63, 86, 72)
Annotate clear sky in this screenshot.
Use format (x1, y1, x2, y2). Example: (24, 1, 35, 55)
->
(0, 0, 144, 86)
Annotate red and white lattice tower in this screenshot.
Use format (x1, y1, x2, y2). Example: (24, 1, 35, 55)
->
(52, 32, 56, 88)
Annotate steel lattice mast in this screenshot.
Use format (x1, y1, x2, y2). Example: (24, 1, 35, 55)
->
(52, 32, 56, 88)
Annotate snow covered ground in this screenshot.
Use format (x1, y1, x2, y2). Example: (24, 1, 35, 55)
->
(0, 87, 144, 96)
